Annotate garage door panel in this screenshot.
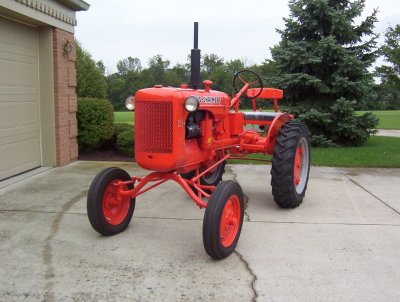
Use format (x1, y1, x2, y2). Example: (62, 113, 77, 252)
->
(0, 125, 39, 145)
(0, 93, 39, 103)
(0, 57, 17, 87)
(0, 17, 41, 180)
(0, 102, 19, 129)
(0, 138, 40, 168)
(0, 138, 41, 180)
(16, 26, 38, 52)
(0, 95, 39, 128)
(0, 18, 38, 58)
(20, 137, 41, 166)
(0, 49, 38, 64)
(17, 61, 38, 88)
(0, 43, 37, 58)
(20, 100, 39, 126)
(0, 55, 38, 89)
(0, 18, 16, 45)
(0, 87, 39, 96)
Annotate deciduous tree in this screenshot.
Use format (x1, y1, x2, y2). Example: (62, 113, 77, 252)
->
(375, 24, 400, 109)
(76, 41, 107, 99)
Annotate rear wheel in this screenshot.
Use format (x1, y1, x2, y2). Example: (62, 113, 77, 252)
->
(87, 167, 135, 236)
(271, 121, 310, 208)
(200, 159, 226, 188)
(203, 181, 244, 259)
(181, 156, 226, 193)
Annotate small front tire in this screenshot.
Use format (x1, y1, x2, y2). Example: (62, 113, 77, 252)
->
(203, 181, 244, 259)
(87, 167, 135, 236)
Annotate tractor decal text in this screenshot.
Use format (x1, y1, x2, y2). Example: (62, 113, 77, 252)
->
(192, 96, 221, 105)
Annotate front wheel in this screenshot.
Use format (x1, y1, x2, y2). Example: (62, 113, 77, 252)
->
(271, 121, 311, 208)
(87, 167, 135, 236)
(203, 181, 244, 259)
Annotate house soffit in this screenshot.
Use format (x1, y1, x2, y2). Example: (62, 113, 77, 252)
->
(12, 0, 89, 26)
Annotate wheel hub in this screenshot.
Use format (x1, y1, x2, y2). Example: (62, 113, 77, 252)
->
(220, 196, 241, 247)
(102, 181, 130, 225)
(294, 145, 303, 186)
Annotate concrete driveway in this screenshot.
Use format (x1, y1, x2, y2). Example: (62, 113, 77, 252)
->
(1, 161, 399, 302)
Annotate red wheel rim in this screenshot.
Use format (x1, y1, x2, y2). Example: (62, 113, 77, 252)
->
(294, 144, 303, 186)
(220, 195, 241, 248)
(102, 180, 130, 225)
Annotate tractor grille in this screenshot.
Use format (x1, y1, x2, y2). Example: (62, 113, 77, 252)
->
(135, 101, 173, 153)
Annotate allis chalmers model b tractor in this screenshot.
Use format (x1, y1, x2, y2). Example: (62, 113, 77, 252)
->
(87, 23, 311, 259)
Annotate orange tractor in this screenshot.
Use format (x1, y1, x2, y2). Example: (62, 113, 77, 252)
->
(87, 23, 311, 259)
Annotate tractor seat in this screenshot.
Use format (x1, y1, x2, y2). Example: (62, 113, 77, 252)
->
(243, 112, 279, 122)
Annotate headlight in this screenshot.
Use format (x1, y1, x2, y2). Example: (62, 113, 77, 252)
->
(184, 96, 199, 112)
(125, 96, 135, 111)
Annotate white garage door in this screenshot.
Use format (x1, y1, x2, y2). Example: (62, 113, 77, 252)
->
(0, 17, 41, 180)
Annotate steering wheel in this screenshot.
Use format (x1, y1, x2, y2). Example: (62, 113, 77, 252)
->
(233, 70, 263, 99)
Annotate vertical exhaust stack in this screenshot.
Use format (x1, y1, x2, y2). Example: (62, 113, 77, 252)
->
(190, 22, 201, 90)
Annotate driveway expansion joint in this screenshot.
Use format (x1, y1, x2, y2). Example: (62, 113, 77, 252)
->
(246, 220, 400, 227)
(340, 171, 400, 216)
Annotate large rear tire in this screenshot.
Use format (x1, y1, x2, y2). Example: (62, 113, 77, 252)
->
(87, 167, 135, 236)
(203, 181, 244, 259)
(181, 156, 226, 193)
(181, 161, 225, 187)
(271, 121, 311, 208)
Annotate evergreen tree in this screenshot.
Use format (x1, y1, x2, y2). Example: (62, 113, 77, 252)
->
(270, 0, 379, 146)
(271, 0, 379, 108)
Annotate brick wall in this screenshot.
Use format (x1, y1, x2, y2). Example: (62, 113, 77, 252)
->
(52, 28, 78, 166)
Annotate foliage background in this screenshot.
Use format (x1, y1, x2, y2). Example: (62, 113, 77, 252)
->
(75, 0, 400, 148)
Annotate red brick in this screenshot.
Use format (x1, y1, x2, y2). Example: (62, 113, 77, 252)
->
(53, 28, 78, 166)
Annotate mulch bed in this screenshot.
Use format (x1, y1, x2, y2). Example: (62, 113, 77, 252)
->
(78, 147, 133, 162)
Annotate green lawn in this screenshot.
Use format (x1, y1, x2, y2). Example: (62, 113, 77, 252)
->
(312, 136, 400, 167)
(115, 111, 134, 125)
(116, 110, 400, 129)
(115, 110, 400, 167)
(227, 136, 400, 167)
(357, 110, 400, 129)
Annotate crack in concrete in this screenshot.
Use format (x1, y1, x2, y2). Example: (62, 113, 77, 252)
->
(234, 250, 259, 302)
(341, 172, 400, 216)
(228, 166, 251, 222)
(243, 193, 251, 222)
(42, 190, 87, 301)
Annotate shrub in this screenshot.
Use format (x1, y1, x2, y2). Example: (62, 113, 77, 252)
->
(114, 123, 133, 137)
(116, 129, 134, 157)
(288, 98, 378, 147)
(77, 98, 114, 150)
(102, 123, 133, 149)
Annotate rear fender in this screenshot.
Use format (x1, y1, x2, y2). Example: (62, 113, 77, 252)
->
(265, 112, 292, 154)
